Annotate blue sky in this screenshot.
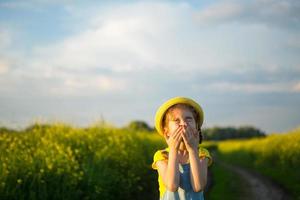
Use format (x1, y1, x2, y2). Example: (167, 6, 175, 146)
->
(0, 0, 299, 133)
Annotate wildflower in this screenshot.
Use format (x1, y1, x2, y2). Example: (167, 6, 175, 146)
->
(47, 163, 53, 170)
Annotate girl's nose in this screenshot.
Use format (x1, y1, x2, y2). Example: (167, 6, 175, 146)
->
(179, 120, 187, 127)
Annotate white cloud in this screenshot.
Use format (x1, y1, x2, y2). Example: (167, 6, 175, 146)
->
(194, 2, 243, 24)
(51, 75, 127, 96)
(0, 0, 73, 9)
(0, 29, 12, 49)
(42, 4, 183, 69)
(0, 59, 9, 74)
(27, 1, 250, 78)
(292, 82, 300, 92)
(0, 1, 299, 133)
(194, 0, 300, 29)
(286, 36, 300, 49)
(207, 81, 300, 93)
(2, 1, 299, 97)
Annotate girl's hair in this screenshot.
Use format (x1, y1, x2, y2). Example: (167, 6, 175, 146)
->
(162, 103, 203, 144)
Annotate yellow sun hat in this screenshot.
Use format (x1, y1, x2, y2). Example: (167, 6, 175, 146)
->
(154, 96, 204, 136)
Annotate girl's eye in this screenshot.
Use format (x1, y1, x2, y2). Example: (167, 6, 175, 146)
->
(171, 119, 180, 124)
(186, 117, 193, 123)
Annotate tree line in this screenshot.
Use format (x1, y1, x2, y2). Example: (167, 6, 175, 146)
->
(126, 121, 266, 140)
(0, 120, 266, 141)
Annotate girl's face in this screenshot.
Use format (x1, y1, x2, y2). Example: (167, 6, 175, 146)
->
(164, 105, 197, 138)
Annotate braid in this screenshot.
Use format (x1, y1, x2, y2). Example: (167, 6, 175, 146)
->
(198, 129, 203, 144)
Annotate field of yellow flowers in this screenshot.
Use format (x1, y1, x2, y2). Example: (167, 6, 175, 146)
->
(1, 122, 300, 200)
(215, 128, 300, 200)
(0, 123, 165, 200)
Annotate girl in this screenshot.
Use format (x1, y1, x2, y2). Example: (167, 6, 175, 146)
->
(152, 97, 212, 200)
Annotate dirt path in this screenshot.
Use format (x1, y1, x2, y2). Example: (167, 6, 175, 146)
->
(217, 160, 291, 200)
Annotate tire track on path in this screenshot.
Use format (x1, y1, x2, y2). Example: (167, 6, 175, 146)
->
(217, 160, 291, 200)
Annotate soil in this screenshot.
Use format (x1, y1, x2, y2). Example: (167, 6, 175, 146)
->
(216, 160, 291, 200)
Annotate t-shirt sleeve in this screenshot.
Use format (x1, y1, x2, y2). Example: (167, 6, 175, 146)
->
(199, 147, 213, 167)
(152, 150, 167, 170)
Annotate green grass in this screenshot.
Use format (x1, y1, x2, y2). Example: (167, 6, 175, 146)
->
(215, 129, 300, 200)
(205, 154, 248, 200)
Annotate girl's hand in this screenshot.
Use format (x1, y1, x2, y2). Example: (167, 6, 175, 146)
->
(182, 125, 199, 152)
(164, 126, 183, 151)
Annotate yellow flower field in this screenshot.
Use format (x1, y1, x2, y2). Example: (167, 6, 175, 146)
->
(1, 122, 299, 199)
(216, 128, 300, 199)
(0, 123, 165, 200)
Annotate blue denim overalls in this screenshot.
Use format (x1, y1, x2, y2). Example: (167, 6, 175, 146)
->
(161, 164, 205, 200)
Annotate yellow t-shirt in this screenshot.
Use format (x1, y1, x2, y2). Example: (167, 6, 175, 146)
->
(151, 146, 213, 198)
